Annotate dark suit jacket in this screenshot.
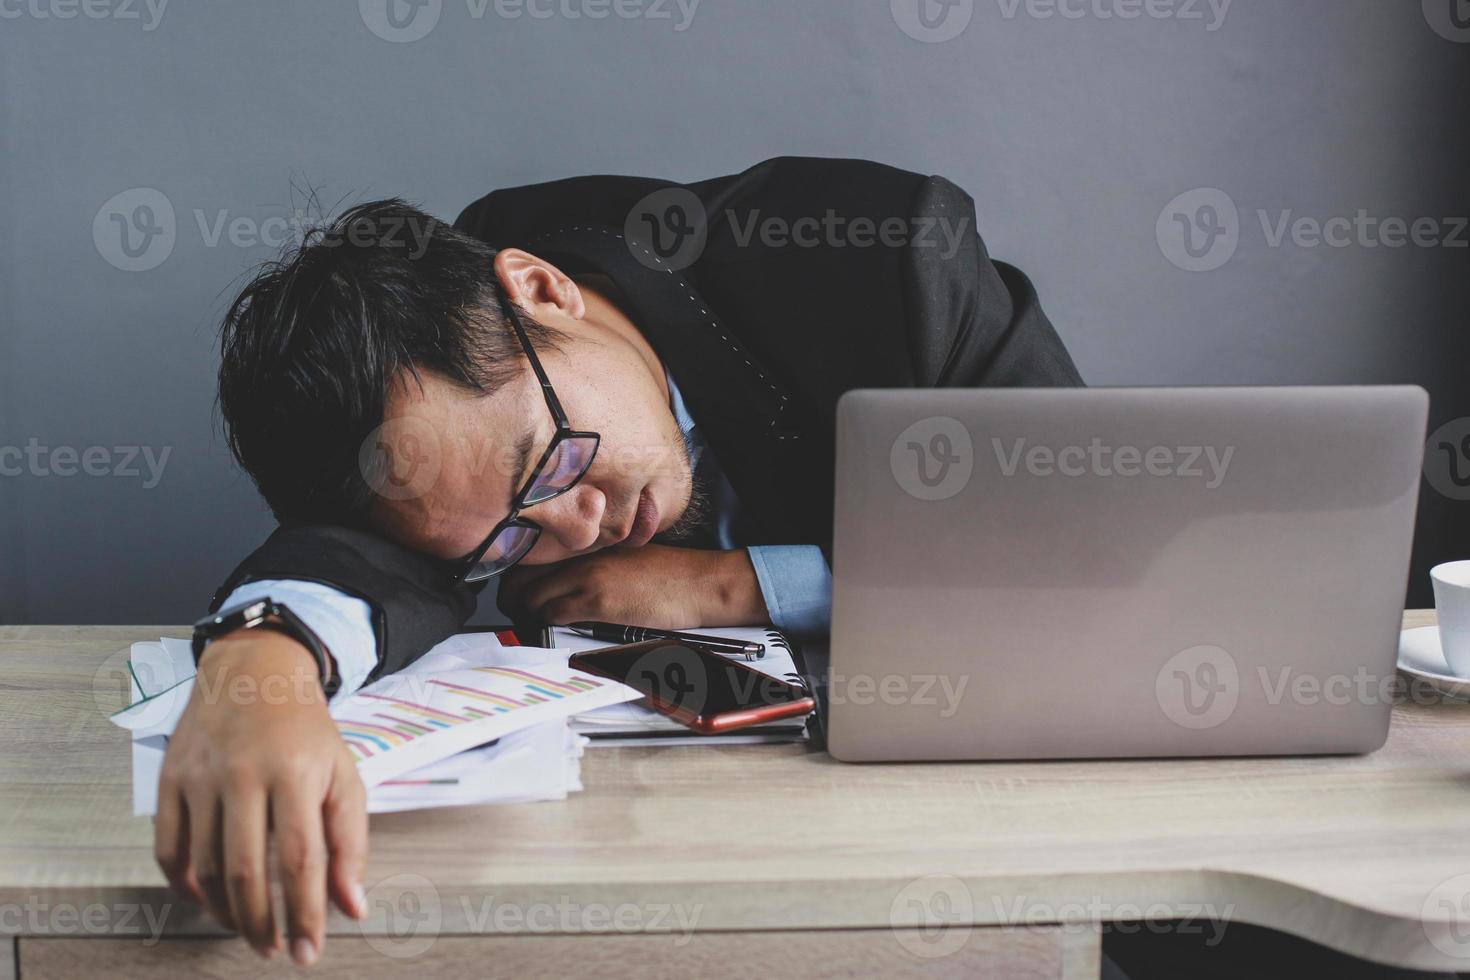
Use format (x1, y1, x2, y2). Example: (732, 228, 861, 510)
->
(212, 157, 1083, 680)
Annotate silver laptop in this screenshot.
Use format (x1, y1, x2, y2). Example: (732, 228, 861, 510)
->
(827, 387, 1428, 762)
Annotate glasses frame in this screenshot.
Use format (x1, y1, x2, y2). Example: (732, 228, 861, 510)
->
(449, 293, 600, 585)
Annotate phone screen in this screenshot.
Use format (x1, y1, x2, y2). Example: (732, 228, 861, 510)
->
(570, 640, 811, 729)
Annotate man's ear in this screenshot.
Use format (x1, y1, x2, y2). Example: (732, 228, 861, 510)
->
(493, 249, 586, 321)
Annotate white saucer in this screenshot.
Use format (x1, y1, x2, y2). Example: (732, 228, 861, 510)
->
(1398, 626, 1470, 702)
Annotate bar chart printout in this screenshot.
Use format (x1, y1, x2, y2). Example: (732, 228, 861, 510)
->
(332, 664, 638, 787)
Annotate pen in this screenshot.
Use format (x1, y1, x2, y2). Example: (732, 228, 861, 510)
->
(567, 621, 766, 660)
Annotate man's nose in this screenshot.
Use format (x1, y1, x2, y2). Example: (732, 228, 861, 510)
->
(528, 483, 605, 554)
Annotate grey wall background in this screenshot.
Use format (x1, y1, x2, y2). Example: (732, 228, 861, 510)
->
(1, 0, 1465, 624)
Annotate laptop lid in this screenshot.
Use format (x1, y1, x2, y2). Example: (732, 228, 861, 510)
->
(828, 386, 1428, 762)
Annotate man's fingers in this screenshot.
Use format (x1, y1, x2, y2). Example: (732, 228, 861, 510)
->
(503, 560, 566, 587)
(498, 561, 572, 611)
(154, 781, 204, 905)
(271, 781, 329, 967)
(184, 788, 235, 932)
(324, 761, 370, 920)
(221, 781, 277, 957)
(518, 570, 589, 620)
(494, 575, 529, 619)
(541, 591, 593, 625)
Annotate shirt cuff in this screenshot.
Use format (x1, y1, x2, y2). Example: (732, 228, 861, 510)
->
(746, 545, 832, 637)
(217, 579, 378, 702)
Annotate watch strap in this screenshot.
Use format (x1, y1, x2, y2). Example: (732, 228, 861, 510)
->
(193, 599, 341, 697)
(254, 613, 341, 699)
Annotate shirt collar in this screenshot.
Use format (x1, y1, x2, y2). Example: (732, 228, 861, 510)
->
(666, 367, 697, 438)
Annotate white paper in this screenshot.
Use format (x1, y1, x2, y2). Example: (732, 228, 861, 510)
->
(115, 631, 640, 814)
(333, 661, 636, 787)
(366, 721, 587, 813)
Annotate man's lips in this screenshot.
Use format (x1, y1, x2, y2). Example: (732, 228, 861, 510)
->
(620, 487, 659, 548)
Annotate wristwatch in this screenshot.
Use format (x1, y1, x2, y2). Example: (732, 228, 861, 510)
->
(191, 597, 340, 696)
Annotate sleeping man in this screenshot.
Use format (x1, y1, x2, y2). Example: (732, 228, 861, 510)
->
(156, 157, 1082, 964)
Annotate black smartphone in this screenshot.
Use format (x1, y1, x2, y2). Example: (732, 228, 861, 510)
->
(568, 640, 815, 734)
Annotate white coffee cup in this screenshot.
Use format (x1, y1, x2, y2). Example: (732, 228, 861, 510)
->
(1431, 561, 1470, 677)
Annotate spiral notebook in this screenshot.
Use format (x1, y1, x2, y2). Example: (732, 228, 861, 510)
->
(540, 625, 815, 746)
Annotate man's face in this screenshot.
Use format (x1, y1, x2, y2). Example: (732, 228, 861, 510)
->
(367, 325, 696, 569)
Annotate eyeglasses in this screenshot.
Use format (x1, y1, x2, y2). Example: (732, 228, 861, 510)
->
(451, 293, 600, 585)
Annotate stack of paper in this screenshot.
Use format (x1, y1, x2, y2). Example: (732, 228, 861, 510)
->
(320, 630, 813, 746)
(550, 626, 815, 746)
(111, 633, 639, 815)
(112, 627, 815, 813)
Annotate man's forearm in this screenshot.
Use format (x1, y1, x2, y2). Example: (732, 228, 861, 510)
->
(698, 548, 771, 626)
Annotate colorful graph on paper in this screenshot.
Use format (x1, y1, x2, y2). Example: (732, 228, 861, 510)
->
(338, 667, 603, 761)
(331, 664, 637, 786)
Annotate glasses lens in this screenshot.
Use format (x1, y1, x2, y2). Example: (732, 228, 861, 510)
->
(464, 523, 540, 582)
(522, 435, 598, 506)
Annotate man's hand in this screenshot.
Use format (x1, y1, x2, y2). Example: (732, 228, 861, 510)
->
(154, 631, 368, 966)
(498, 544, 769, 628)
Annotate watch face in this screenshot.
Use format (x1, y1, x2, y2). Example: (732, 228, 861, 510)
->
(194, 598, 272, 634)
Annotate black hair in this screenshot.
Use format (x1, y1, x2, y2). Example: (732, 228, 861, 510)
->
(217, 198, 562, 526)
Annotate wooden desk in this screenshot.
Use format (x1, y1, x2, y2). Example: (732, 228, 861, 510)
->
(2, 612, 1466, 978)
